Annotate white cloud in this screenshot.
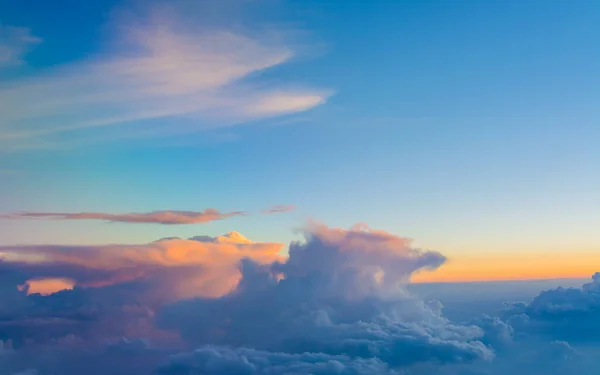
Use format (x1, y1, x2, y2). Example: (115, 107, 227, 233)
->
(0, 11, 331, 151)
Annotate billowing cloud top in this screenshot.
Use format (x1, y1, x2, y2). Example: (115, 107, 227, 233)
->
(0, 232, 284, 300)
(1, 223, 598, 374)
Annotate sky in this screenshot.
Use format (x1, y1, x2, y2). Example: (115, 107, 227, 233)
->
(1, 0, 600, 282)
(1, 1, 600, 374)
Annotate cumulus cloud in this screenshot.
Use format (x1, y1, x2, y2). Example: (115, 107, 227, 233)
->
(0, 25, 41, 68)
(160, 224, 492, 368)
(4, 222, 597, 374)
(2, 209, 247, 225)
(0, 231, 284, 367)
(262, 204, 296, 214)
(0, 223, 497, 374)
(503, 272, 600, 343)
(432, 274, 600, 375)
(0, 232, 284, 300)
(0, 4, 331, 151)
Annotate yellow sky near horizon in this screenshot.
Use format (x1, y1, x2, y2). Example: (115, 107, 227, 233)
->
(412, 250, 600, 283)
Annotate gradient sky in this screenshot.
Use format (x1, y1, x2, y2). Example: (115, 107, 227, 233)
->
(1, 0, 599, 282)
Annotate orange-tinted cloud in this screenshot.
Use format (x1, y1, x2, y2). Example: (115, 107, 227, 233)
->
(1, 209, 247, 225)
(17, 278, 75, 295)
(0, 232, 284, 300)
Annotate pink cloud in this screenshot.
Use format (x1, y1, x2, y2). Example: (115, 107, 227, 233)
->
(1, 209, 247, 225)
(0, 232, 284, 300)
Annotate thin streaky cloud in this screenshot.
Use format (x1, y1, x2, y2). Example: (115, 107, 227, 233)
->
(0, 24, 41, 67)
(0, 8, 332, 151)
(262, 204, 296, 214)
(1, 209, 248, 225)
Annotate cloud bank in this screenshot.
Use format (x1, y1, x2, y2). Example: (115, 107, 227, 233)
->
(0, 223, 598, 374)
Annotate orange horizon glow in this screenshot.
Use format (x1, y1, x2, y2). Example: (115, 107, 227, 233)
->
(411, 252, 600, 283)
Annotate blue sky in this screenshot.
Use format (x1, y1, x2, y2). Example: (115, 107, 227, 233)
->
(1, 0, 599, 280)
(2, 3, 600, 375)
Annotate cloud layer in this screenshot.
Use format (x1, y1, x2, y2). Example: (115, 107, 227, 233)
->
(0, 223, 598, 374)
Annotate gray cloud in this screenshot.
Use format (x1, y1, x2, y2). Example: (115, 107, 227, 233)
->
(503, 272, 600, 343)
(157, 346, 400, 375)
(261, 204, 296, 215)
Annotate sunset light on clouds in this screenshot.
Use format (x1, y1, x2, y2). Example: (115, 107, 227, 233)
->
(1, 0, 600, 374)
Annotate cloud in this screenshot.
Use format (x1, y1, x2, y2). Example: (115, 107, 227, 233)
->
(2, 209, 248, 225)
(503, 272, 600, 343)
(0, 231, 284, 363)
(0, 232, 284, 301)
(0, 25, 41, 68)
(7, 223, 598, 374)
(160, 224, 492, 368)
(157, 346, 400, 375)
(262, 204, 296, 214)
(0, 5, 331, 151)
(0, 223, 497, 374)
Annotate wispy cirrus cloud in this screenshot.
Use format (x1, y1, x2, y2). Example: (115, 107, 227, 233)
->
(2, 204, 297, 224)
(1, 209, 247, 225)
(261, 204, 296, 214)
(0, 24, 41, 68)
(0, 6, 332, 151)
